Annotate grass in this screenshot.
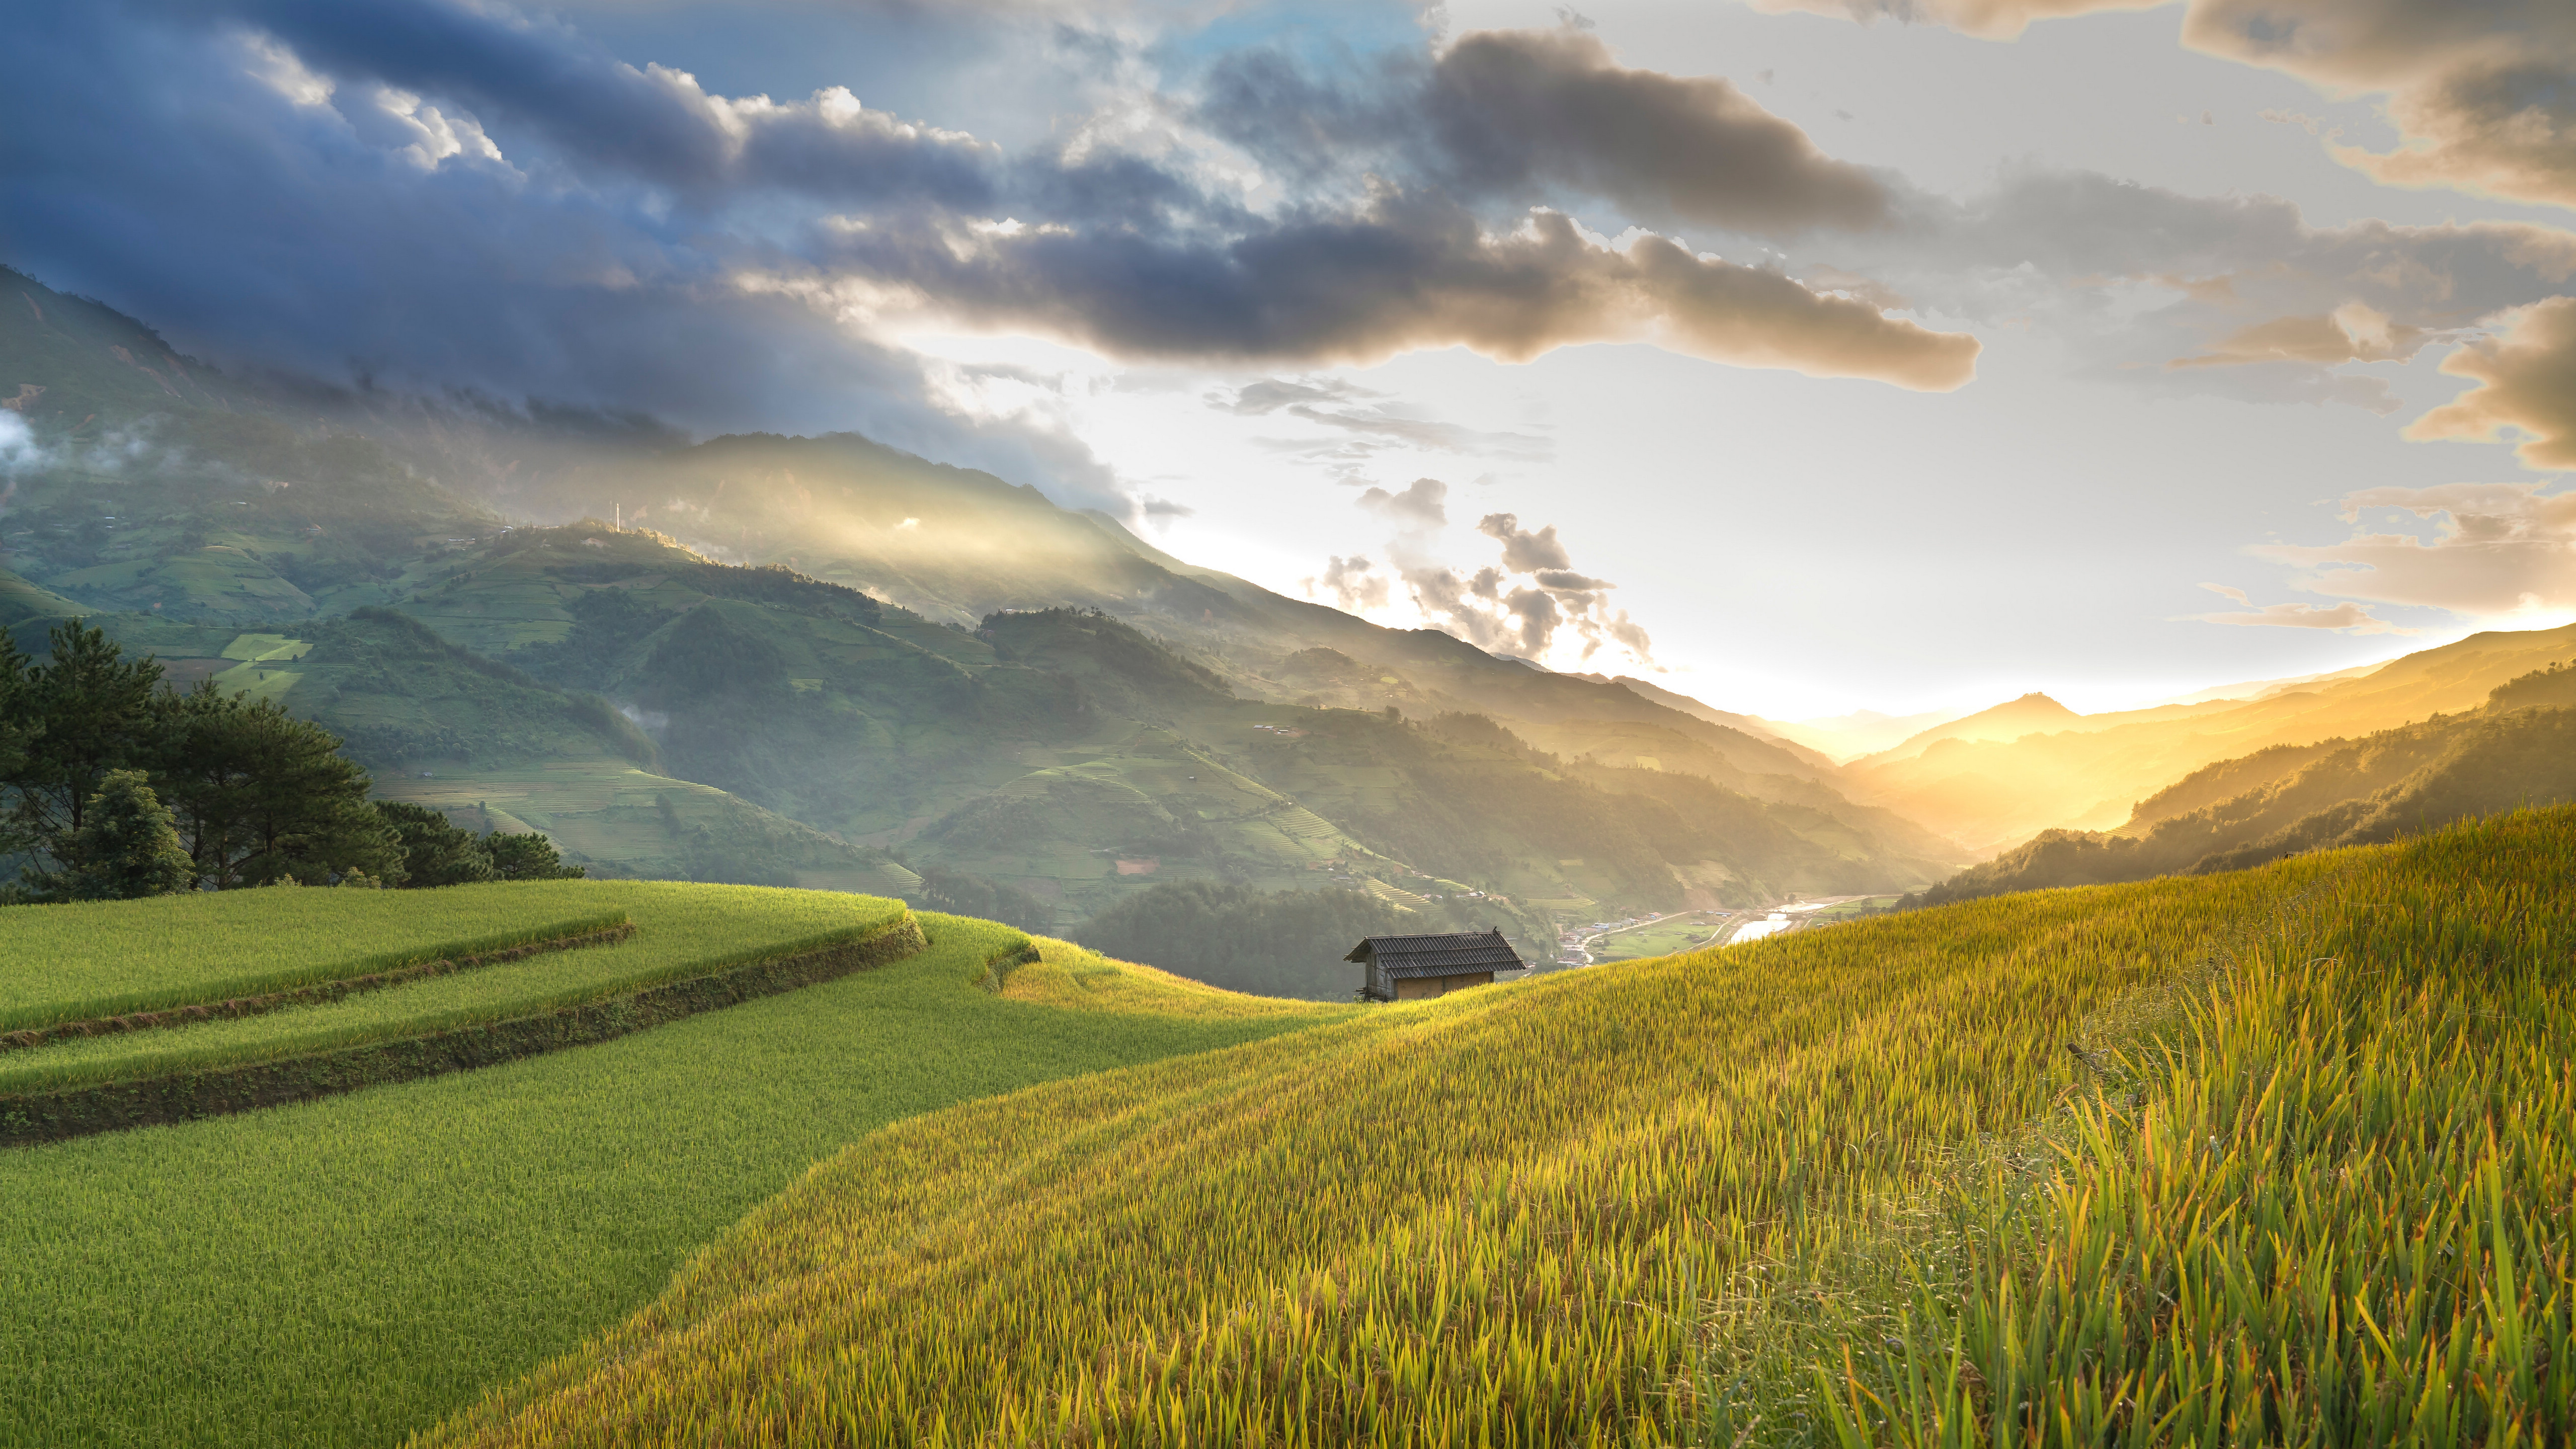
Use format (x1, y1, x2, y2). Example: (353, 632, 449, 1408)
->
(0, 914, 1341, 1449)
(0, 887, 628, 1033)
(1771, 821, 2575, 1445)
(1003, 937, 1359, 1023)
(420, 807, 2575, 1448)
(1592, 911, 1731, 960)
(0, 881, 903, 1094)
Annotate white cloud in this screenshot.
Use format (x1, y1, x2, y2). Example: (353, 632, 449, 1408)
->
(2250, 482, 2576, 623)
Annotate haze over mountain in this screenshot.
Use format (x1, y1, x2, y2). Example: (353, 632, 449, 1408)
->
(9, 0, 2576, 937)
(9, 0, 2576, 720)
(1839, 624, 2576, 854)
(0, 269, 1973, 953)
(13, 6, 2576, 1444)
(1910, 658, 2576, 905)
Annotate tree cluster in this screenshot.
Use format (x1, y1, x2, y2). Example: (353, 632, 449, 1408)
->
(1, 620, 583, 902)
(911, 866, 1053, 933)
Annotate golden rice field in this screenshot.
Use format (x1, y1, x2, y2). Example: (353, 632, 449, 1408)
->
(416, 805, 2576, 1446)
(0, 885, 629, 1032)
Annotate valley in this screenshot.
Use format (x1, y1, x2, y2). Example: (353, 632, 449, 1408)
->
(0, 268, 1973, 963)
(15, 2, 2576, 1442)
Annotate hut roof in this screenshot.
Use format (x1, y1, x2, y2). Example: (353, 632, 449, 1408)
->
(1344, 929, 1524, 980)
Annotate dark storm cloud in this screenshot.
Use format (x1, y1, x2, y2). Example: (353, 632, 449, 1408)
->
(0, 1, 1144, 507)
(806, 195, 1976, 382)
(1200, 28, 1894, 237)
(0, 0, 1978, 536)
(137, 0, 1017, 211)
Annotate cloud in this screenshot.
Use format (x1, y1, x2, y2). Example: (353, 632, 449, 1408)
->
(1222, 378, 1380, 416)
(2182, 0, 2576, 210)
(1382, 510, 1654, 663)
(1134, 493, 1193, 531)
(0, 0, 1973, 525)
(0, 411, 47, 476)
(1476, 512, 1573, 571)
(809, 198, 1980, 384)
(0, 3, 1163, 511)
(1199, 27, 1896, 237)
(2249, 481, 2576, 620)
(1839, 169, 2576, 412)
(2406, 297, 2576, 469)
(1419, 30, 1893, 234)
(1357, 476, 1448, 529)
(2188, 598, 2417, 633)
(1221, 378, 1553, 460)
(1747, 0, 2161, 42)
(1766, 0, 2576, 211)
(2171, 302, 2429, 369)
(1533, 567, 1613, 591)
(1305, 553, 1391, 612)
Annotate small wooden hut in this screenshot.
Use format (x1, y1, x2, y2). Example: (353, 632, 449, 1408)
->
(1348, 929, 1524, 1002)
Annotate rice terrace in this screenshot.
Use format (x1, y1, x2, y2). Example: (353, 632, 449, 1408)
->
(10, 0, 2576, 1440)
(2, 806, 2566, 1444)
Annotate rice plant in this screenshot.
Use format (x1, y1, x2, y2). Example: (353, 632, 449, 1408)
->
(0, 915, 1339, 1449)
(0, 883, 629, 1032)
(0, 880, 905, 1094)
(419, 809, 2574, 1448)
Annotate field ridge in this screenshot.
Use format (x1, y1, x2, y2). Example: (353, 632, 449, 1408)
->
(0, 914, 928, 1147)
(0, 902, 638, 1034)
(0, 919, 638, 1052)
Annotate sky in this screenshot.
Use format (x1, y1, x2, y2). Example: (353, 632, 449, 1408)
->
(3, 0, 2572, 718)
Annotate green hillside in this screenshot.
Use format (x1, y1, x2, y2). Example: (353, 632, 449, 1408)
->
(0, 907, 1339, 1448)
(0, 881, 909, 1103)
(417, 806, 2574, 1447)
(1907, 657, 2576, 906)
(469, 430, 1951, 865)
(0, 266, 1976, 933)
(366, 525, 1951, 931)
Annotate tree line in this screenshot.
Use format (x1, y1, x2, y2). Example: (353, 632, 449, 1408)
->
(1, 620, 581, 902)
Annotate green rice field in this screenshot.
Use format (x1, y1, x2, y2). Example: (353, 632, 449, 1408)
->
(0, 881, 904, 1094)
(7, 809, 2566, 1448)
(1589, 910, 1731, 960)
(0, 917, 1338, 1449)
(0, 887, 630, 1033)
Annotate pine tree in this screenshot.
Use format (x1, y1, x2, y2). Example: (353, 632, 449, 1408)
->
(4, 619, 165, 883)
(375, 800, 496, 887)
(63, 770, 195, 900)
(482, 831, 585, 881)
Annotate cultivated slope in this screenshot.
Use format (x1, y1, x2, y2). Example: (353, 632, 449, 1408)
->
(424, 806, 2575, 1447)
(0, 912, 1341, 1449)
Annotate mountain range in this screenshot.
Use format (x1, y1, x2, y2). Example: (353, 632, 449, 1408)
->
(8, 262, 2571, 957)
(1, 267, 1968, 958)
